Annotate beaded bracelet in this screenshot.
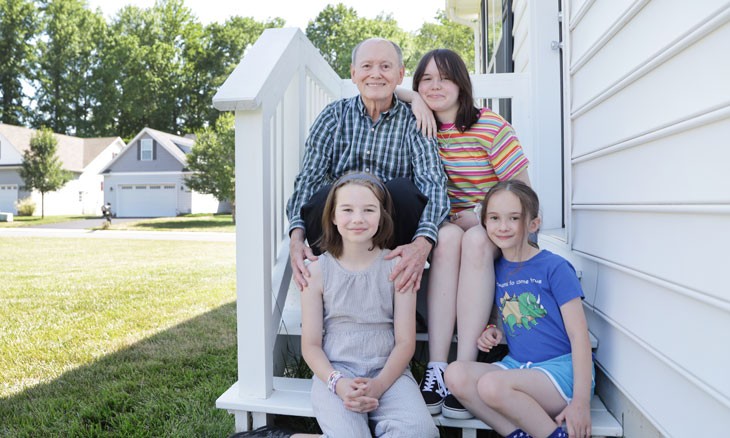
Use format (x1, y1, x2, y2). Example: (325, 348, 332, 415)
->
(485, 324, 497, 330)
(327, 370, 343, 394)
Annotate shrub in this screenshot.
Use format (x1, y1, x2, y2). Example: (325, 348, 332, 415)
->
(15, 198, 36, 216)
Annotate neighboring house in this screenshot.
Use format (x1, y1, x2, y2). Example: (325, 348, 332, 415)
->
(0, 123, 125, 216)
(100, 127, 230, 217)
(210, 0, 730, 436)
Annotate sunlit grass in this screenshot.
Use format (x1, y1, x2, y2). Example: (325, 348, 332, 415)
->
(0, 215, 93, 228)
(0, 237, 236, 436)
(106, 214, 235, 233)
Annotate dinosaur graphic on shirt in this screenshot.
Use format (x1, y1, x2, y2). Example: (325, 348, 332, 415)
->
(500, 291, 547, 335)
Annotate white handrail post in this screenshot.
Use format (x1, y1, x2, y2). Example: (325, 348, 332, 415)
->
(235, 108, 273, 399)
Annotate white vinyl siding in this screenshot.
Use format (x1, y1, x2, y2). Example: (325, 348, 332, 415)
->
(564, 0, 730, 435)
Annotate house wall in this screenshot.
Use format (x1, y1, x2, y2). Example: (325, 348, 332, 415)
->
(107, 133, 183, 173)
(27, 174, 87, 216)
(0, 168, 23, 185)
(0, 167, 93, 216)
(563, 0, 730, 436)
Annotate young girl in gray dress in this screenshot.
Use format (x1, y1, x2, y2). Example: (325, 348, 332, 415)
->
(300, 172, 438, 438)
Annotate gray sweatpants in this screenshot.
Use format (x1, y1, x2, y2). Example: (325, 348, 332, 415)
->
(311, 369, 439, 438)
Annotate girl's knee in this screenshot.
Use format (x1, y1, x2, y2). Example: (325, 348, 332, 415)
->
(444, 361, 473, 396)
(462, 226, 499, 260)
(433, 224, 463, 257)
(476, 373, 505, 408)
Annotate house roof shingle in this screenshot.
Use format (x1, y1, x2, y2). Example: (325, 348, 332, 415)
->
(0, 123, 122, 172)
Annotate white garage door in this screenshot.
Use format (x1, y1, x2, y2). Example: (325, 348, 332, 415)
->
(0, 184, 18, 213)
(116, 184, 177, 217)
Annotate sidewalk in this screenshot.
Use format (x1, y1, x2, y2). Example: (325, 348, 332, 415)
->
(0, 227, 235, 242)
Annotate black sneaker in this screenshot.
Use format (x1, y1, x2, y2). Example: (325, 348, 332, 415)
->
(441, 394, 474, 419)
(419, 365, 447, 415)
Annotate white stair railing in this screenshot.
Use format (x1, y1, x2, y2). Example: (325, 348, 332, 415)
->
(212, 28, 343, 420)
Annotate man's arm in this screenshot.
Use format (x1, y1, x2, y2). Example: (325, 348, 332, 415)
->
(286, 101, 340, 289)
(409, 129, 449, 242)
(386, 117, 449, 291)
(285, 102, 339, 233)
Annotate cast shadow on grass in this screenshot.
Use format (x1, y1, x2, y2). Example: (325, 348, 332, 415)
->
(0, 303, 238, 438)
(132, 220, 232, 230)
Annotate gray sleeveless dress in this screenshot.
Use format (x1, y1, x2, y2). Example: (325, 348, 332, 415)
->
(310, 250, 438, 437)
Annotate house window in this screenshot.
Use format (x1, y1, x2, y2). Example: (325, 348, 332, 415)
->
(140, 139, 153, 161)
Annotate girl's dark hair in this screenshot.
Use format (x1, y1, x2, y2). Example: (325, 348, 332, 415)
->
(317, 172, 395, 257)
(412, 48, 480, 132)
(480, 180, 540, 249)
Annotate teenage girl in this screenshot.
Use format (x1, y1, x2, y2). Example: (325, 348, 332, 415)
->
(445, 179, 594, 438)
(299, 172, 439, 437)
(399, 48, 531, 418)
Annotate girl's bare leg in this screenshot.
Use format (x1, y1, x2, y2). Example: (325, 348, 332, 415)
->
(477, 368, 568, 437)
(446, 361, 567, 437)
(426, 223, 463, 362)
(455, 226, 498, 361)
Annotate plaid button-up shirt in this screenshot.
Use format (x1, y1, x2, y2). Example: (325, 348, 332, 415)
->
(287, 95, 449, 243)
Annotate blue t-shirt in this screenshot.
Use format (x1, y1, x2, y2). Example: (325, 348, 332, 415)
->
(494, 250, 584, 363)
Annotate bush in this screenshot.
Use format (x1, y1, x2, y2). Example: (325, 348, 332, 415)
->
(15, 198, 36, 216)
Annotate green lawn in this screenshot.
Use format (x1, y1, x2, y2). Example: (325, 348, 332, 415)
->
(0, 215, 94, 228)
(110, 214, 236, 232)
(0, 214, 236, 233)
(0, 237, 237, 437)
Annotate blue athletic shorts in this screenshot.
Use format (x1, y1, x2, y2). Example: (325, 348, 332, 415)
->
(493, 353, 595, 402)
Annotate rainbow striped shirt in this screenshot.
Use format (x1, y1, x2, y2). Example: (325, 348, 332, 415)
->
(437, 108, 529, 215)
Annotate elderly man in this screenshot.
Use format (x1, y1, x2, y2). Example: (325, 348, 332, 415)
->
(286, 37, 449, 293)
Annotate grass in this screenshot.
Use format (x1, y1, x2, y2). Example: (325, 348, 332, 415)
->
(109, 214, 235, 233)
(0, 214, 236, 233)
(0, 237, 237, 437)
(0, 215, 94, 228)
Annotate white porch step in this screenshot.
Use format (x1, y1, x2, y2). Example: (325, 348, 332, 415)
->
(217, 377, 623, 437)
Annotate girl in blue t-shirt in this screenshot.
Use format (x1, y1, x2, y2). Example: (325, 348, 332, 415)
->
(444, 180, 595, 438)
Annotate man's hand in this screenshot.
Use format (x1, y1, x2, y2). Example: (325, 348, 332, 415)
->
(289, 228, 318, 291)
(385, 236, 432, 292)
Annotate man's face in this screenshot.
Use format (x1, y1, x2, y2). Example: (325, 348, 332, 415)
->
(350, 40, 404, 108)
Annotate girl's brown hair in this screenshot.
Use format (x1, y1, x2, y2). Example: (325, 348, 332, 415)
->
(317, 172, 395, 257)
(412, 48, 480, 132)
(480, 180, 540, 249)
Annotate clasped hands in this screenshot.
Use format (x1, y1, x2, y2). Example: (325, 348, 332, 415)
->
(335, 376, 386, 413)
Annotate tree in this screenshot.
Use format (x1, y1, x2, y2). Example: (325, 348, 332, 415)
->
(410, 11, 475, 73)
(189, 16, 284, 129)
(33, 0, 106, 135)
(0, 0, 37, 125)
(19, 128, 72, 218)
(185, 113, 235, 222)
(97, 0, 198, 139)
(306, 4, 409, 78)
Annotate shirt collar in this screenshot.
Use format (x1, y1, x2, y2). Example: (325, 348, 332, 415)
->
(356, 94, 402, 118)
